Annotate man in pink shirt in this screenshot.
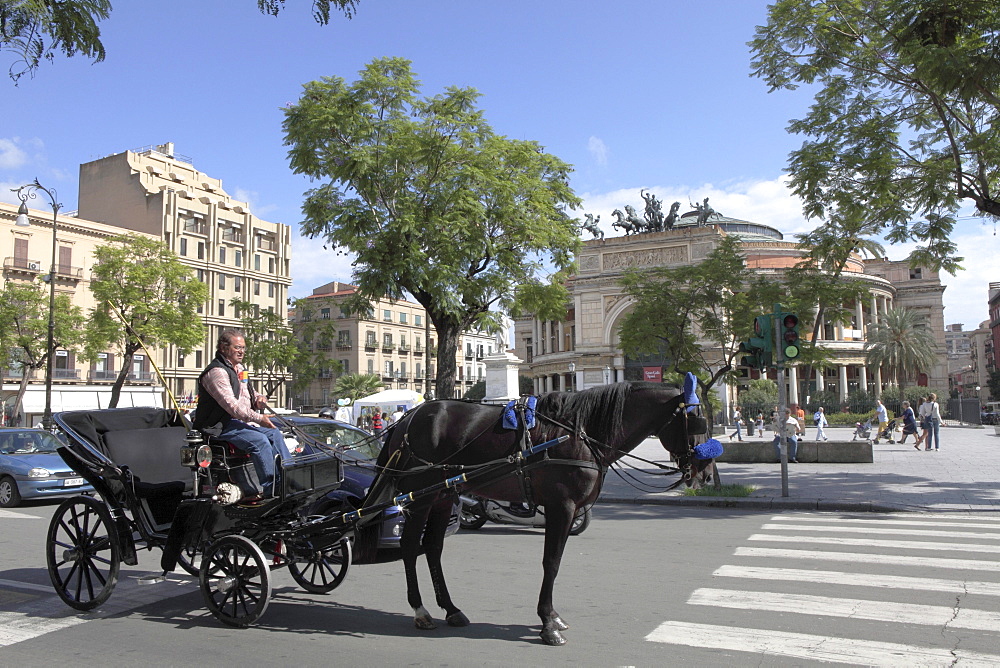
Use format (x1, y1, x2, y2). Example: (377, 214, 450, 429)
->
(193, 329, 289, 498)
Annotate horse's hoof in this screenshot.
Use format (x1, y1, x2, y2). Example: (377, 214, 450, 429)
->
(540, 627, 567, 645)
(446, 611, 470, 627)
(552, 616, 569, 631)
(414, 615, 437, 630)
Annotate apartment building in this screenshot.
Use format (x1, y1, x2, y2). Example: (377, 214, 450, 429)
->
(76, 143, 293, 404)
(291, 281, 496, 409)
(0, 201, 162, 424)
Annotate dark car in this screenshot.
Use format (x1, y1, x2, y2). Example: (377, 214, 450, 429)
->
(0, 428, 95, 507)
(282, 416, 459, 561)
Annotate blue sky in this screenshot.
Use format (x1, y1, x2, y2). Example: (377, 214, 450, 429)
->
(1, 0, 992, 330)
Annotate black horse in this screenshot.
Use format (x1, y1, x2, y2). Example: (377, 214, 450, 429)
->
(364, 381, 714, 645)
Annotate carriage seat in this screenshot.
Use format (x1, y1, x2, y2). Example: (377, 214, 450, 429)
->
(102, 426, 193, 495)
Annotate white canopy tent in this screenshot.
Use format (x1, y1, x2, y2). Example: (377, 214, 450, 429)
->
(352, 389, 424, 422)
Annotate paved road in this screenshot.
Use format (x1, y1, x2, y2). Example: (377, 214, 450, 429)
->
(600, 424, 1000, 512)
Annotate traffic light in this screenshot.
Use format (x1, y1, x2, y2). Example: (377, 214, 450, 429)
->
(738, 340, 759, 369)
(781, 312, 800, 360)
(739, 315, 775, 370)
(750, 315, 772, 353)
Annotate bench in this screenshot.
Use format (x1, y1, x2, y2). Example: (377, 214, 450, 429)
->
(716, 439, 873, 464)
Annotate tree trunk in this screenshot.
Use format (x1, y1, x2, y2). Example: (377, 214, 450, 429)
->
(434, 325, 460, 399)
(109, 345, 139, 408)
(11, 372, 31, 426)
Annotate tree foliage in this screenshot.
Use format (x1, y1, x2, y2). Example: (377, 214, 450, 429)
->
(864, 306, 938, 397)
(257, 0, 358, 22)
(748, 0, 1000, 271)
(283, 57, 581, 398)
(231, 298, 315, 399)
(0, 281, 84, 418)
(1, 0, 110, 82)
(85, 234, 208, 407)
(332, 372, 383, 403)
(617, 236, 770, 411)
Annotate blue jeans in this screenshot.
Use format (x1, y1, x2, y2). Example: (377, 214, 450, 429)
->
(924, 417, 940, 450)
(220, 419, 290, 496)
(773, 434, 798, 462)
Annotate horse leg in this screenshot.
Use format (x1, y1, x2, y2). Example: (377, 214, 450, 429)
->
(422, 495, 469, 627)
(537, 503, 574, 645)
(400, 500, 437, 629)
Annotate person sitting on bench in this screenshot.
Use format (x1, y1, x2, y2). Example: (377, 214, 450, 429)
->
(193, 328, 289, 499)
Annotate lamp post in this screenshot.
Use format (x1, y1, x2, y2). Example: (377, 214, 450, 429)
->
(12, 179, 60, 431)
(603, 365, 611, 385)
(568, 362, 576, 392)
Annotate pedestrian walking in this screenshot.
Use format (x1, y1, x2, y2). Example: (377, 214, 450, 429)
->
(755, 413, 764, 438)
(923, 392, 942, 451)
(772, 408, 799, 463)
(371, 411, 384, 440)
(873, 399, 889, 444)
(899, 400, 920, 447)
(814, 406, 829, 441)
(729, 406, 744, 441)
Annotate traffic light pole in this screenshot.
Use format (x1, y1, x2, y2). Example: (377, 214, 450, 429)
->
(774, 304, 789, 497)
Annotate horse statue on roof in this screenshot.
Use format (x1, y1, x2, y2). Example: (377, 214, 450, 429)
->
(611, 208, 640, 235)
(664, 200, 681, 230)
(578, 213, 603, 240)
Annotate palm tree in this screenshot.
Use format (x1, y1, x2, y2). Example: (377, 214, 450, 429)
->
(864, 307, 938, 397)
(333, 373, 384, 402)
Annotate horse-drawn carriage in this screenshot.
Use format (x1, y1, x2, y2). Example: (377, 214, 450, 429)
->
(45, 379, 720, 644)
(47, 406, 352, 627)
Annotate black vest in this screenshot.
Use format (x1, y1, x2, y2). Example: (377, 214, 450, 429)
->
(193, 353, 252, 434)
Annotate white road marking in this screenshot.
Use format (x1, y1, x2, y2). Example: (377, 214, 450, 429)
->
(0, 509, 41, 519)
(769, 514, 1000, 528)
(688, 588, 1000, 632)
(713, 564, 1000, 596)
(761, 523, 1000, 540)
(734, 546, 1000, 571)
(749, 532, 1000, 554)
(0, 578, 56, 593)
(645, 621, 1000, 667)
(0, 574, 197, 648)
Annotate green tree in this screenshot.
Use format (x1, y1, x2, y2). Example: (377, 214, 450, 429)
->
(748, 0, 1000, 270)
(333, 372, 383, 403)
(257, 0, 358, 22)
(283, 57, 580, 399)
(864, 306, 938, 398)
(230, 298, 320, 399)
(1, 0, 110, 82)
(617, 236, 769, 419)
(988, 369, 1000, 401)
(0, 281, 84, 420)
(86, 234, 209, 408)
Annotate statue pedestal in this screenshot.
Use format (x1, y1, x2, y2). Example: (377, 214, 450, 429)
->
(483, 351, 523, 404)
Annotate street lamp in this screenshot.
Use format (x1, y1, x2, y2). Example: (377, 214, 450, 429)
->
(603, 365, 611, 385)
(568, 362, 575, 392)
(12, 179, 60, 431)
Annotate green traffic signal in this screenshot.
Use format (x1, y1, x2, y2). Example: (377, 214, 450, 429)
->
(753, 315, 773, 353)
(781, 312, 800, 359)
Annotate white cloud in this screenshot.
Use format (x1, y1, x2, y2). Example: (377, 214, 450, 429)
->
(288, 233, 357, 300)
(0, 138, 28, 170)
(587, 136, 608, 167)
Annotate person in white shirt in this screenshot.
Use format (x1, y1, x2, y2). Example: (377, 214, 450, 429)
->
(771, 408, 800, 463)
(389, 406, 405, 425)
(814, 406, 829, 441)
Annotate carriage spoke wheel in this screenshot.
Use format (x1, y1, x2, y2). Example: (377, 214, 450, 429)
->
(46, 495, 121, 611)
(288, 537, 352, 594)
(200, 535, 272, 627)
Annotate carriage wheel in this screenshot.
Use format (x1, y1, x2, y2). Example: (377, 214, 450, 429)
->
(288, 537, 352, 594)
(200, 535, 272, 628)
(176, 540, 204, 577)
(46, 495, 121, 611)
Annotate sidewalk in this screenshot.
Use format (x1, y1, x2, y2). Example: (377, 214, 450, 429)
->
(598, 424, 1000, 513)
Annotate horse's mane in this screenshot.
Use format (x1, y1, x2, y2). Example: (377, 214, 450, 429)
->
(532, 382, 666, 446)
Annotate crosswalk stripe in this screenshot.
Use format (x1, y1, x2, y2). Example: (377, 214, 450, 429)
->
(688, 588, 1000, 632)
(749, 533, 1000, 554)
(769, 514, 1000, 528)
(761, 523, 1000, 540)
(0, 509, 41, 520)
(734, 546, 1000, 571)
(713, 564, 1000, 596)
(0, 574, 197, 648)
(645, 620, 1000, 666)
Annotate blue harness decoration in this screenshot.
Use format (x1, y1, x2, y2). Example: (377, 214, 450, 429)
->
(683, 372, 700, 413)
(694, 438, 724, 460)
(503, 396, 537, 431)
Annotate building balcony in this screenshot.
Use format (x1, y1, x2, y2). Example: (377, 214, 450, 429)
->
(53, 369, 81, 380)
(88, 369, 119, 381)
(5, 368, 37, 380)
(4, 257, 43, 274)
(336, 341, 353, 350)
(464, 352, 474, 360)
(398, 343, 410, 354)
(127, 371, 154, 383)
(414, 346, 424, 356)
(364, 342, 377, 351)
(382, 343, 396, 352)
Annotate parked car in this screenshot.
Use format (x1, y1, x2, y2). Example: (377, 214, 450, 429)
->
(281, 416, 460, 562)
(0, 428, 95, 507)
